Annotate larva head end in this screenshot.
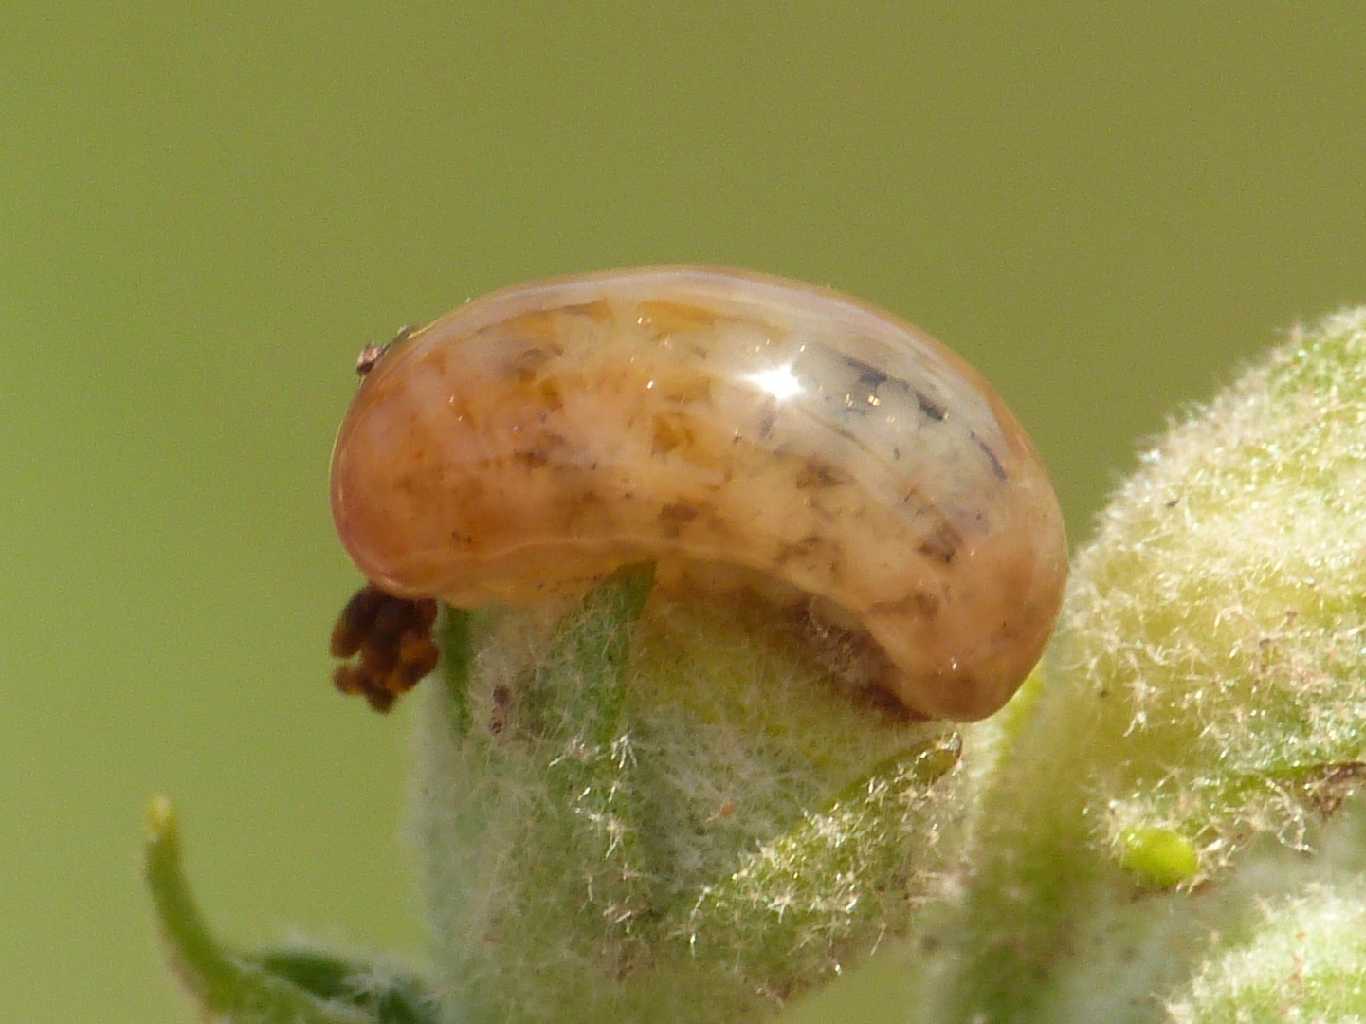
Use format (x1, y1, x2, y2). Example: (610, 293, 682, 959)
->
(354, 323, 423, 377)
(354, 344, 387, 377)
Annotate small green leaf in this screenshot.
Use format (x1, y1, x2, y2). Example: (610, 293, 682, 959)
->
(685, 733, 961, 984)
(144, 795, 426, 1024)
(251, 948, 438, 1024)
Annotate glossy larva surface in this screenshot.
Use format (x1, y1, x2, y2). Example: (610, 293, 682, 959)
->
(331, 267, 1066, 720)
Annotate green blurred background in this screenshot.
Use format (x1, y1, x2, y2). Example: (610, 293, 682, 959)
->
(3, 4, 1362, 1021)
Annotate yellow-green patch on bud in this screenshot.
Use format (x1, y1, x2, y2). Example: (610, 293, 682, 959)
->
(1117, 827, 1199, 889)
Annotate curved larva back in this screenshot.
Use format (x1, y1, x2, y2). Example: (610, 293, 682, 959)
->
(331, 267, 1066, 720)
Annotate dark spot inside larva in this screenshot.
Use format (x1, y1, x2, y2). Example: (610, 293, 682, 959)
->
(841, 391, 872, 416)
(558, 300, 612, 322)
(824, 419, 863, 448)
(757, 400, 777, 440)
(330, 585, 439, 713)
(511, 345, 558, 383)
(656, 372, 713, 404)
(914, 389, 946, 422)
(900, 484, 925, 511)
(893, 446, 902, 461)
(870, 589, 941, 622)
(971, 430, 1008, 481)
(652, 413, 694, 455)
(514, 448, 550, 469)
(774, 535, 844, 578)
(658, 501, 701, 535)
(840, 355, 945, 422)
(917, 521, 961, 564)
(795, 460, 853, 489)
(538, 378, 564, 411)
(911, 591, 940, 619)
(840, 353, 889, 392)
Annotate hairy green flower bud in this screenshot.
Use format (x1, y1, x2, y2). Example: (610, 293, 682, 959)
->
(910, 308, 1364, 1023)
(412, 566, 969, 1022)
(1060, 308, 1365, 868)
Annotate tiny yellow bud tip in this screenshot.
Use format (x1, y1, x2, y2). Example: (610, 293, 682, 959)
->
(146, 794, 176, 841)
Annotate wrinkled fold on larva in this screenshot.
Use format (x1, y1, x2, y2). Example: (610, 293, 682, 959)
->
(331, 266, 1067, 720)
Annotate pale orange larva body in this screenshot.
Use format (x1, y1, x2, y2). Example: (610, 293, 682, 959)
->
(331, 266, 1066, 720)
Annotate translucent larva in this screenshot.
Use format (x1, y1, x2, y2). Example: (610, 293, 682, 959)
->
(330, 266, 1067, 720)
